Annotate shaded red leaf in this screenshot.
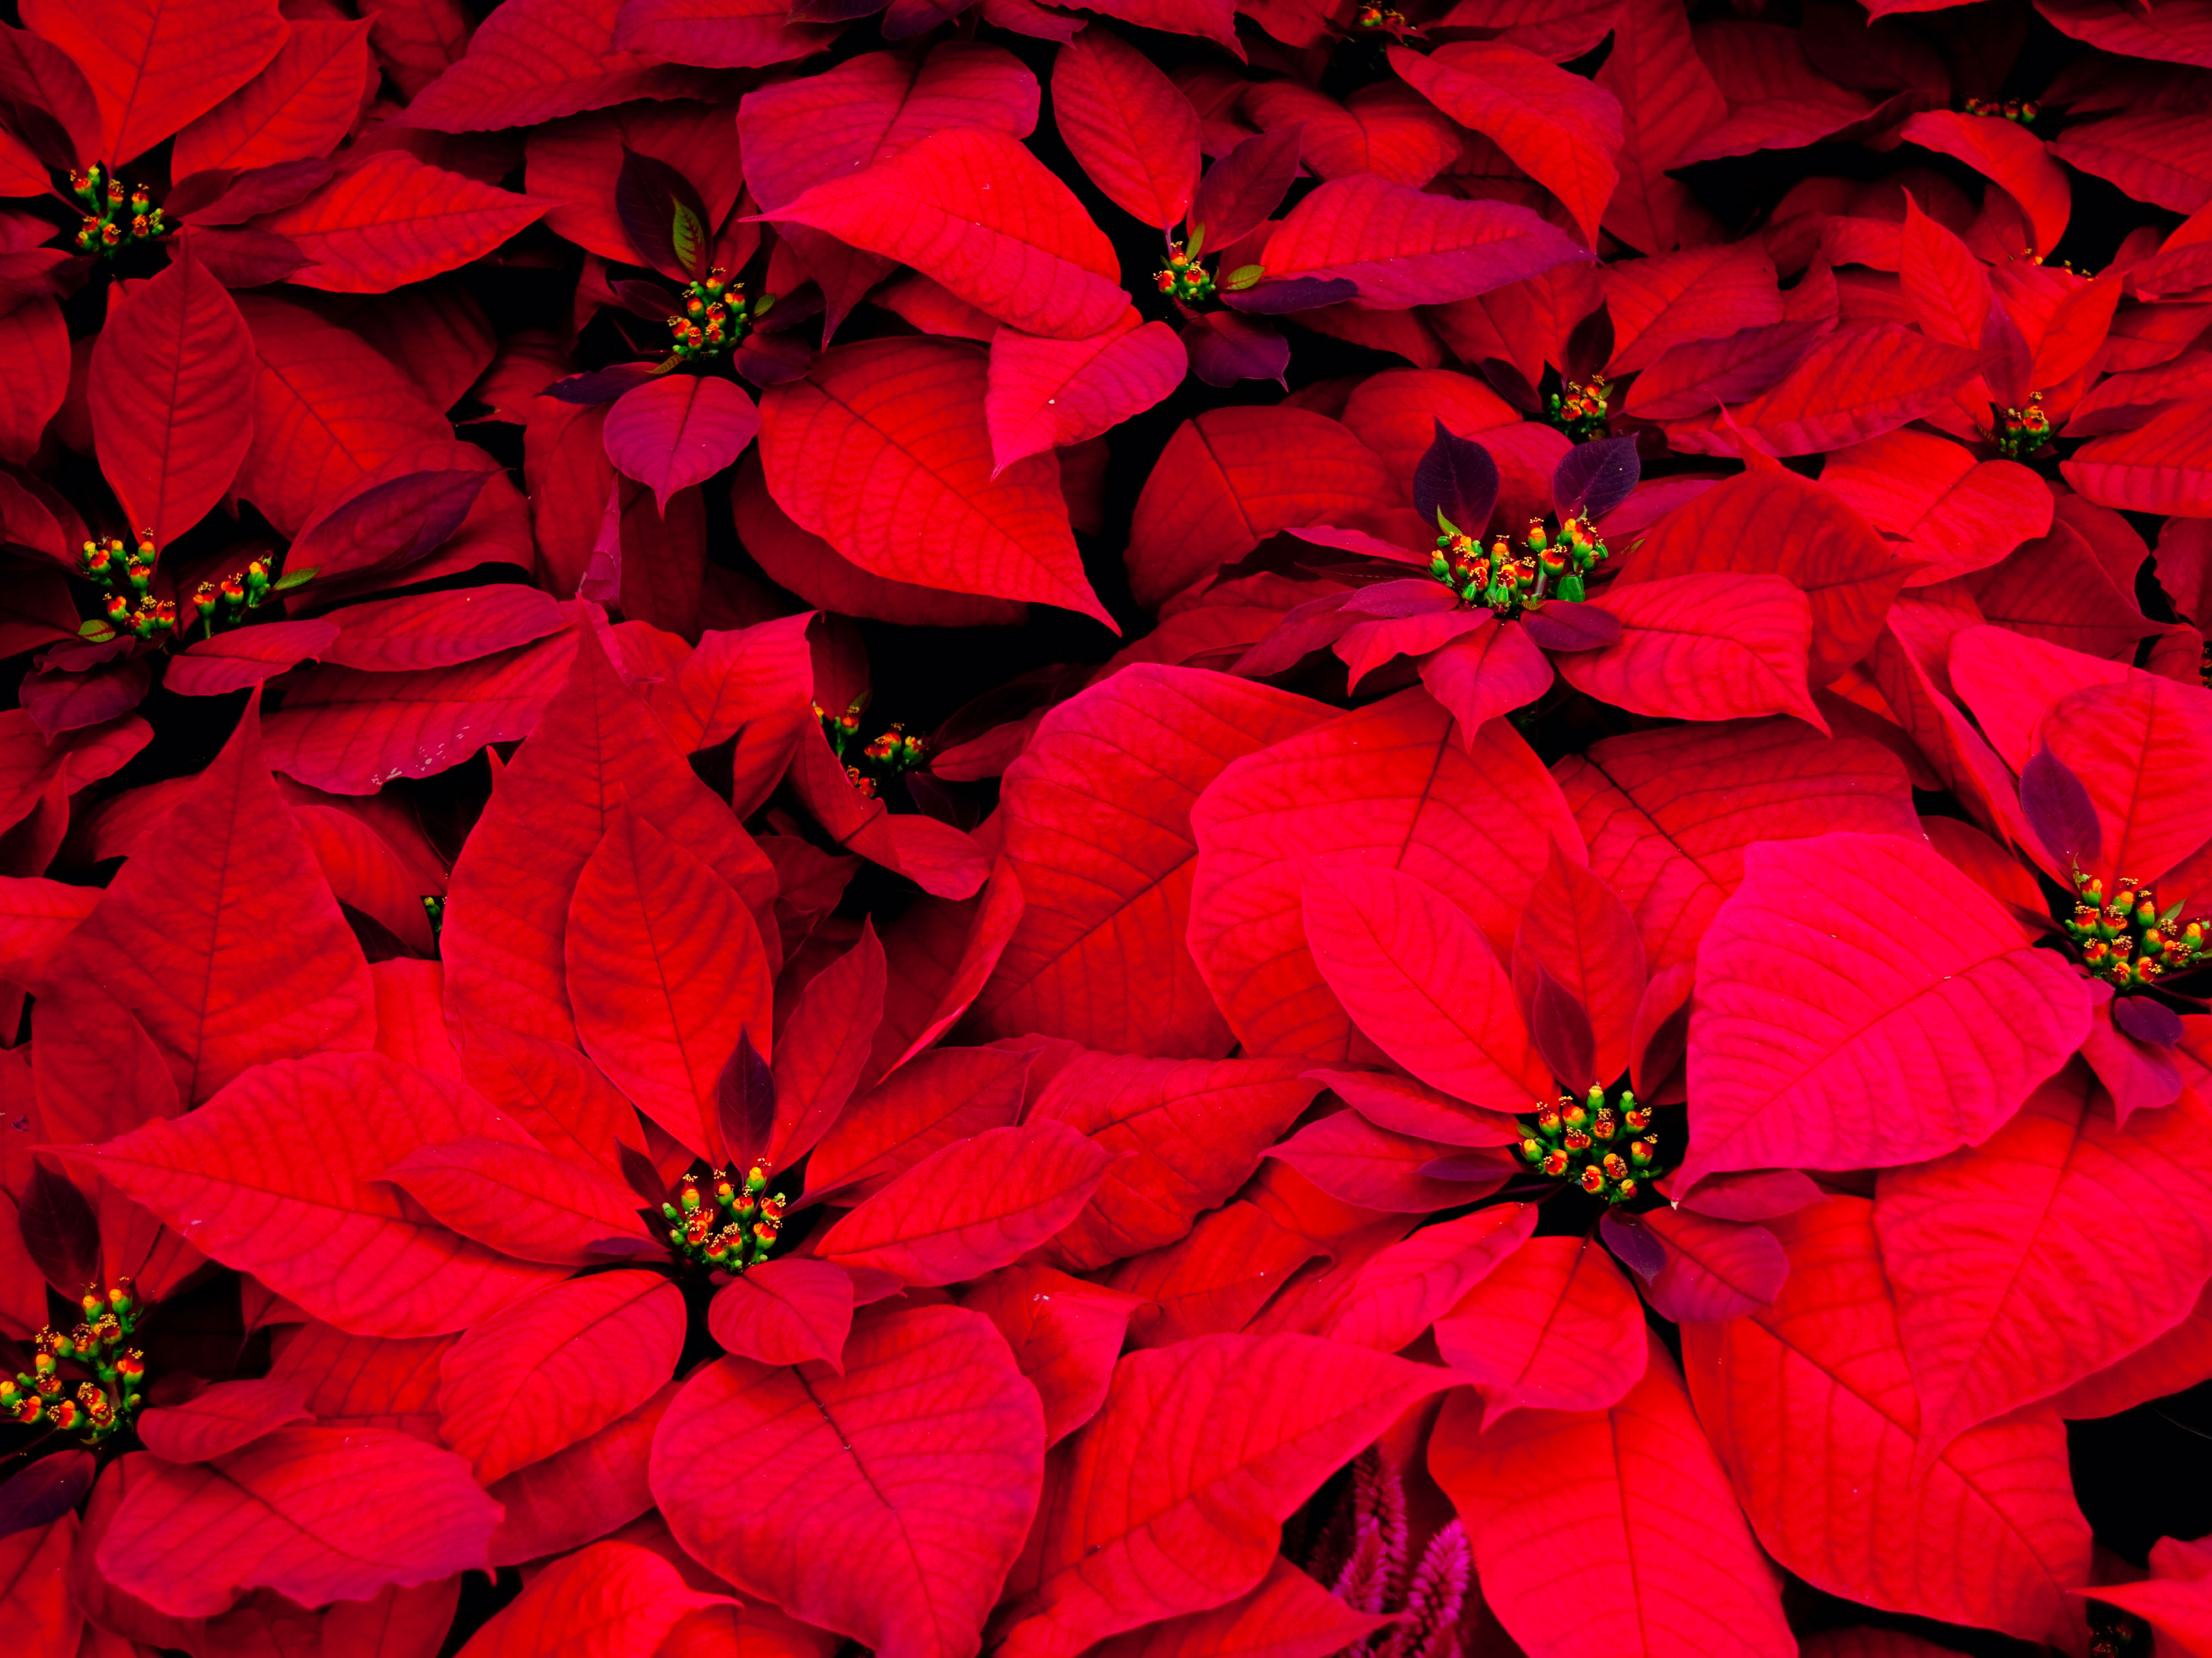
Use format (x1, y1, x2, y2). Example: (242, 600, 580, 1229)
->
(134, 1379, 309, 1464)
(1433, 1234, 1648, 1418)
(707, 1257, 854, 1370)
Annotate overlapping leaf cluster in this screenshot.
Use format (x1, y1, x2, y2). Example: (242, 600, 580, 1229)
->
(4, 0, 2212, 1653)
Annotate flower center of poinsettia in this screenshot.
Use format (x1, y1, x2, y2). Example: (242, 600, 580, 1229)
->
(5, 1281, 146, 1443)
(1430, 513, 1609, 615)
(1353, 2, 1406, 26)
(663, 1165, 786, 1271)
(1964, 95, 2040, 126)
(69, 165, 166, 258)
(666, 268, 755, 361)
(1990, 395, 2052, 460)
(80, 532, 177, 642)
(817, 696, 928, 799)
(2065, 871, 2212, 990)
(1516, 1084, 1664, 1205)
(1154, 242, 1216, 305)
(1546, 376, 1610, 442)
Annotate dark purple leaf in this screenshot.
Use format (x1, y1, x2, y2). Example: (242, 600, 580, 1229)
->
(0, 1452, 95, 1542)
(1232, 592, 1357, 678)
(176, 159, 337, 225)
(182, 227, 312, 289)
(735, 330, 815, 388)
(1564, 302, 1613, 382)
(1182, 312, 1287, 388)
(2020, 741, 2102, 871)
(618, 1143, 667, 1205)
(288, 469, 492, 585)
(1218, 276, 1360, 314)
(789, 0, 888, 18)
(1981, 300, 2034, 410)
(1551, 434, 1640, 521)
(546, 362, 666, 406)
(1478, 356, 1542, 415)
(1189, 125, 1303, 253)
(615, 148, 712, 282)
(19, 654, 151, 740)
(612, 278, 681, 322)
(1416, 1155, 1510, 1189)
(2115, 996, 2184, 1049)
(18, 1161, 100, 1297)
(1519, 602, 1622, 653)
(717, 1031, 776, 1173)
(882, 0, 965, 35)
(1621, 319, 1827, 420)
(1413, 421, 1500, 536)
(1600, 1209, 1666, 1280)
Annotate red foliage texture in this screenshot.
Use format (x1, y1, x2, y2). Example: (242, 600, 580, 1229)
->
(3, 0, 2212, 1654)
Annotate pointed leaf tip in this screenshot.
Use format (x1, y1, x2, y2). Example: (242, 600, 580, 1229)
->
(2020, 741, 2102, 871)
(1414, 421, 1500, 538)
(717, 1030, 776, 1172)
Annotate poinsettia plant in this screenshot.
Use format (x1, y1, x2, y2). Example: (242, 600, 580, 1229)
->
(5, 0, 2212, 1653)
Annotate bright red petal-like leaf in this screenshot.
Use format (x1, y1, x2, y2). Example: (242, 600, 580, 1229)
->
(607, 0, 834, 70)
(57, 1052, 563, 1336)
(1433, 1330, 1795, 1658)
(1321, 1203, 1537, 1352)
(1086, 1556, 1389, 1658)
(384, 1136, 657, 1265)
(95, 1426, 499, 1616)
(1190, 688, 1581, 1060)
(603, 373, 758, 512)
(163, 620, 338, 697)
(1640, 1206, 1788, 1323)
(1051, 26, 1199, 230)
(50, 698, 372, 1103)
(1899, 109, 2069, 259)
(1299, 859, 1547, 1110)
(2064, 399, 2212, 518)
(707, 1257, 854, 1371)
(1261, 172, 1589, 309)
(22, 0, 287, 164)
(439, 1270, 684, 1485)
(397, 0, 714, 131)
(134, 1379, 309, 1465)
(1822, 431, 2051, 586)
(759, 338, 1111, 625)
(977, 665, 1330, 1056)
(2041, 674, 2212, 890)
(805, 1045, 1033, 1204)
(652, 1305, 1045, 1658)
(88, 247, 254, 551)
(319, 586, 563, 672)
(260, 151, 547, 293)
(1027, 1047, 1320, 1267)
(456, 1540, 716, 1658)
(961, 1262, 1139, 1446)
(1683, 832, 2091, 1186)
(1595, 0, 1730, 254)
(994, 1333, 1453, 1657)
(817, 1120, 1117, 1284)
(1392, 42, 1623, 248)
(1267, 1107, 1503, 1212)
(764, 126, 1125, 341)
(1681, 322, 1988, 459)
(170, 20, 373, 175)
(1681, 1198, 2093, 1646)
(567, 803, 775, 1157)
(1874, 1063, 2212, 1465)
(1432, 1234, 1648, 1418)
(986, 318, 1186, 474)
(1557, 573, 1826, 729)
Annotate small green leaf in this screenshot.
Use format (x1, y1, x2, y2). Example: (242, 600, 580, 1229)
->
(1184, 223, 1206, 261)
(271, 566, 317, 593)
(78, 619, 114, 640)
(1223, 263, 1264, 292)
(670, 200, 708, 282)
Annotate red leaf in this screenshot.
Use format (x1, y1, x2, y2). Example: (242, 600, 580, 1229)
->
(607, 0, 834, 69)
(1594, 0, 1730, 254)
(1683, 832, 2092, 1186)
(1260, 173, 1589, 310)
(1511, 846, 1644, 1089)
(1026, 1048, 1321, 1266)
(759, 338, 1111, 625)
(50, 698, 372, 1103)
(977, 664, 1330, 1056)
(442, 621, 775, 1047)
(1320, 1203, 1537, 1351)
(384, 1136, 657, 1265)
(764, 126, 1124, 341)
(1190, 688, 1581, 1060)
(2050, 105, 2212, 215)
(961, 1262, 1140, 1445)
(1899, 109, 2069, 259)
(1085, 1557, 1389, 1658)
(643, 610, 815, 813)
(58, 1052, 564, 1335)
(2086, 1542, 2212, 1658)
(1432, 1329, 1794, 1658)
(1051, 27, 1199, 229)
(816, 1120, 1117, 1284)
(986, 318, 1186, 473)
(0, 299, 67, 466)
(439, 1270, 684, 1484)
(456, 1541, 715, 1658)
(1681, 1198, 2092, 1646)
(22, 0, 286, 164)
(135, 1379, 309, 1464)
(2064, 399, 2212, 518)
(397, 0, 715, 131)
(1614, 467, 1911, 685)
(1392, 42, 1623, 248)
(1898, 191, 1992, 349)
(652, 1305, 1045, 1658)
(567, 803, 775, 1157)
(171, 20, 374, 175)
(1240, 82, 1460, 189)
(603, 374, 759, 512)
(96, 1426, 497, 1616)
(1874, 1064, 2212, 1465)
(1299, 859, 1548, 1110)
(1822, 431, 2050, 586)
(1432, 1234, 1648, 1417)
(1128, 406, 1393, 607)
(1679, 322, 1989, 459)
(260, 151, 547, 293)
(805, 1045, 1032, 1205)
(320, 586, 564, 672)
(788, 721, 991, 900)
(1556, 573, 1827, 729)
(706, 1257, 854, 1370)
(767, 924, 883, 1170)
(1640, 1206, 1788, 1323)
(165, 620, 339, 697)
(994, 1333, 1453, 1657)
(486, 1384, 670, 1566)
(88, 248, 255, 549)
(1267, 1107, 1503, 1212)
